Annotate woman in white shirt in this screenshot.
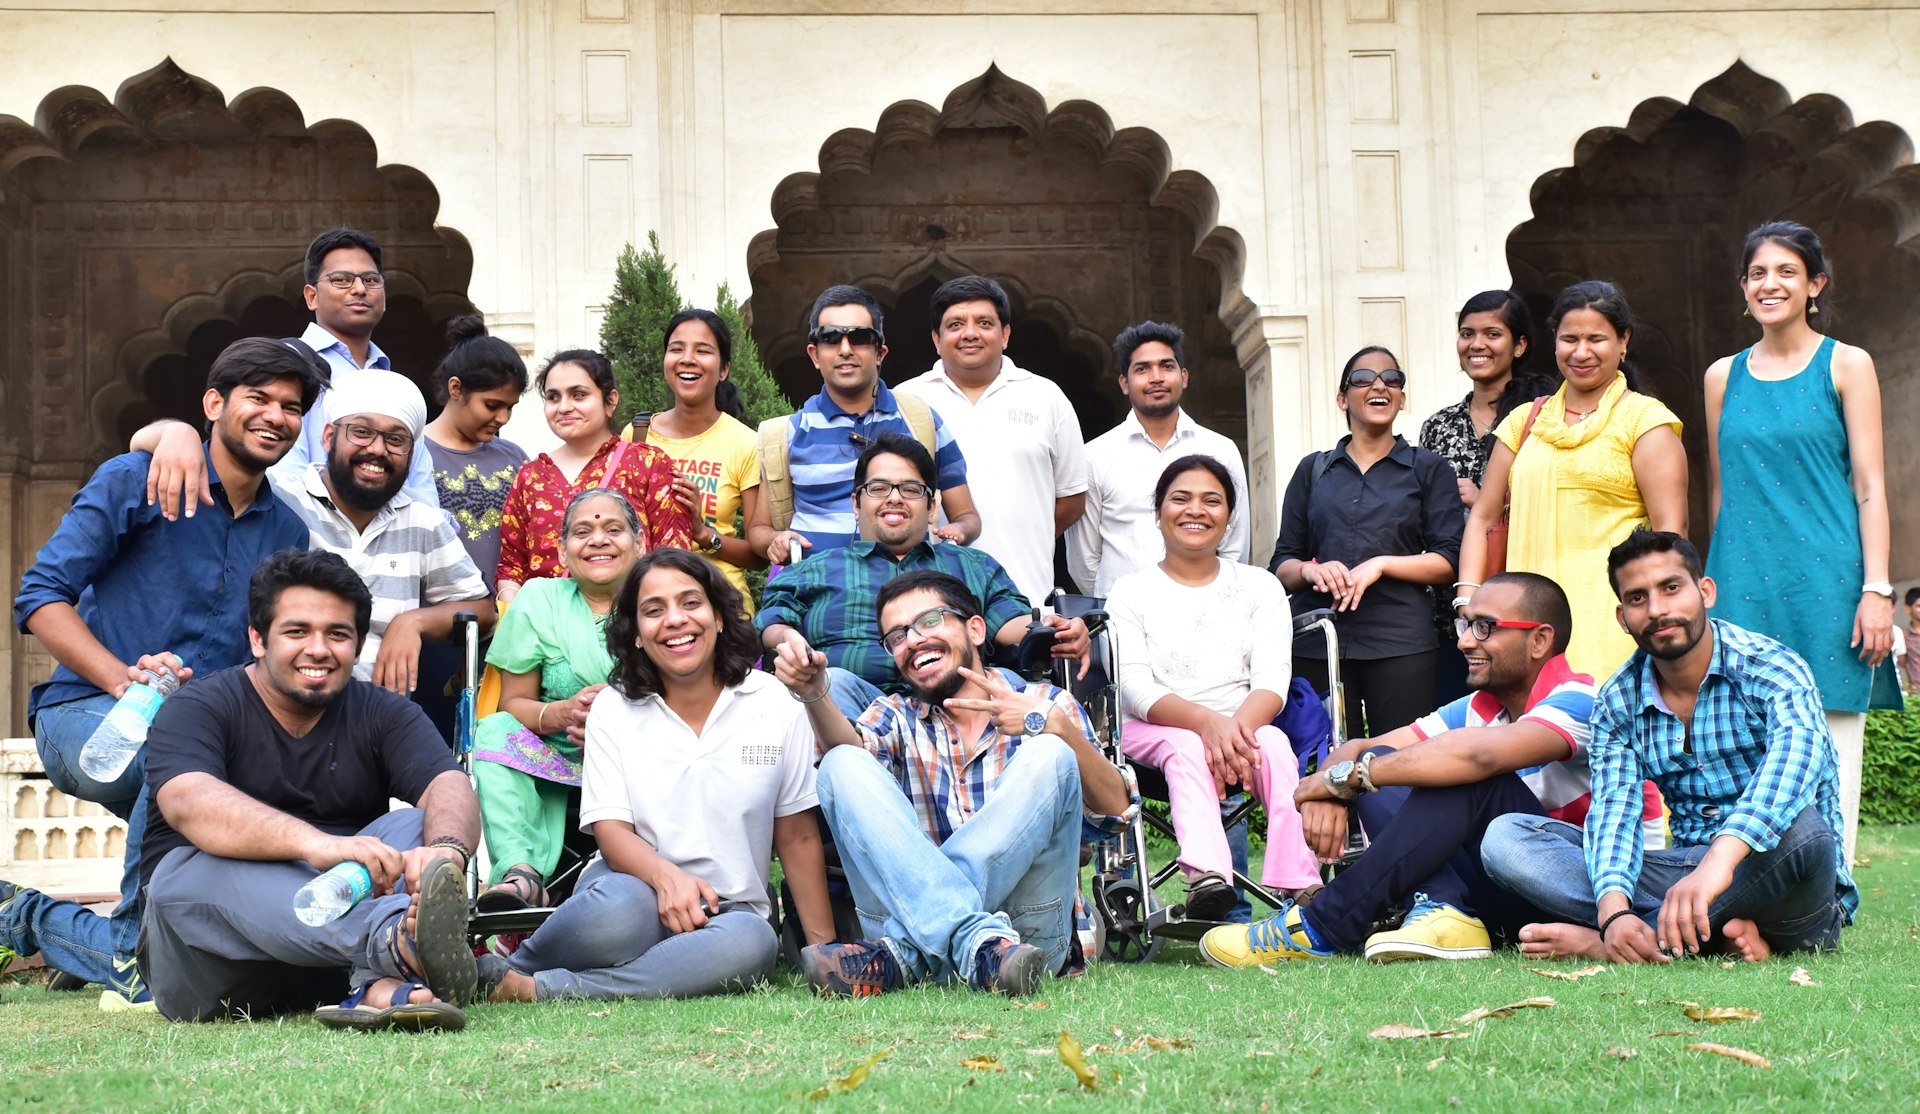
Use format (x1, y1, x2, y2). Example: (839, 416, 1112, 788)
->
(1106, 455, 1321, 920)
(477, 547, 835, 1000)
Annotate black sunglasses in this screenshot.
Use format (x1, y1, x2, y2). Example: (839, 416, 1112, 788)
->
(1343, 367, 1407, 390)
(809, 324, 884, 349)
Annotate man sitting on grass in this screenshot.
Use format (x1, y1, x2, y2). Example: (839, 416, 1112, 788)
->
(138, 549, 483, 1028)
(1198, 572, 1658, 966)
(771, 571, 1136, 996)
(1481, 529, 1855, 963)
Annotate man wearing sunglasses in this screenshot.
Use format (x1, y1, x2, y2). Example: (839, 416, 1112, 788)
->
(758, 434, 1089, 719)
(750, 285, 981, 562)
(1199, 571, 1658, 968)
(271, 368, 493, 693)
(134, 228, 442, 524)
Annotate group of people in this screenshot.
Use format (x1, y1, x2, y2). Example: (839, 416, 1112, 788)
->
(0, 217, 1878, 1029)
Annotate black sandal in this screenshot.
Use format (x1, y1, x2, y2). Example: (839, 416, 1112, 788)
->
(475, 865, 548, 914)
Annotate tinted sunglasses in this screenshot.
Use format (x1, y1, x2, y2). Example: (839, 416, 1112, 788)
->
(809, 324, 884, 349)
(1343, 367, 1407, 390)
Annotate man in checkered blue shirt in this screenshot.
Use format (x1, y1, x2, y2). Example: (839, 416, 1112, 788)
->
(1484, 529, 1855, 963)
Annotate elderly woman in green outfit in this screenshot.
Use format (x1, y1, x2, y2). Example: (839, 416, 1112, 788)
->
(473, 487, 640, 910)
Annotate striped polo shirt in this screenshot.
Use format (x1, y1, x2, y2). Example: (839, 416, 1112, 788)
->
(274, 463, 489, 679)
(784, 382, 969, 554)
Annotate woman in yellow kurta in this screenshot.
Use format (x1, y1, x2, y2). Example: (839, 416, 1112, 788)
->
(1457, 280, 1689, 681)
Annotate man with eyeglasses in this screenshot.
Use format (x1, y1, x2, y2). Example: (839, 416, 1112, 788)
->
(271, 368, 492, 693)
(770, 569, 1137, 997)
(1197, 572, 1661, 968)
(4, 338, 322, 1010)
(748, 284, 981, 562)
(758, 434, 1089, 719)
(135, 228, 441, 522)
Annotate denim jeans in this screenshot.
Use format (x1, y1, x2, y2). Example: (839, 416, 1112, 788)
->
(509, 857, 777, 1000)
(3, 693, 146, 983)
(817, 735, 1082, 984)
(1480, 807, 1845, 954)
(827, 668, 884, 722)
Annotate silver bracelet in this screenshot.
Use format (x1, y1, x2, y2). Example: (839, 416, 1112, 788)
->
(792, 687, 830, 705)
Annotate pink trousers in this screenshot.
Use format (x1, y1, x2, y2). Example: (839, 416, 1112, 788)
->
(1119, 722, 1321, 890)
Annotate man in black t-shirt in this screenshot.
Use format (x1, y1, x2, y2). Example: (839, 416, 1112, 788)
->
(139, 549, 482, 1028)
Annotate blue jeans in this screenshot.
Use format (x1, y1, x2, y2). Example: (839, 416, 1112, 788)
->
(1480, 807, 1845, 954)
(508, 857, 777, 1000)
(817, 736, 1082, 984)
(3, 694, 145, 983)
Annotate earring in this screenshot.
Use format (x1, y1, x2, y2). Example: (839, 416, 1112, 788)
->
(1742, 303, 1751, 318)
(1810, 301, 1820, 316)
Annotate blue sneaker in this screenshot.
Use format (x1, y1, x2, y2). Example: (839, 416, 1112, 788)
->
(969, 938, 1046, 996)
(1198, 901, 1336, 966)
(100, 953, 157, 1012)
(801, 939, 904, 998)
(0, 880, 23, 978)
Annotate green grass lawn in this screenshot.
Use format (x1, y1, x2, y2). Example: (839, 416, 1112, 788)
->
(8, 825, 1917, 1113)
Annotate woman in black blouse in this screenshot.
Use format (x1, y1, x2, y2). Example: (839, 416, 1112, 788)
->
(1270, 346, 1463, 740)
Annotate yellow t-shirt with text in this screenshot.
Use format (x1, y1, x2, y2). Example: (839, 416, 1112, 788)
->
(629, 413, 762, 611)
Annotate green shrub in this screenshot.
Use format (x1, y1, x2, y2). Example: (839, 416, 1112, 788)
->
(1863, 708, 1920, 824)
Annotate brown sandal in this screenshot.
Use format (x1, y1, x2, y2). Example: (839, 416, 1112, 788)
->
(475, 866, 548, 914)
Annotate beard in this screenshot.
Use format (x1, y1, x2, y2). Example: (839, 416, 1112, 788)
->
(907, 642, 979, 707)
(326, 448, 406, 511)
(1634, 614, 1707, 660)
(1131, 395, 1179, 420)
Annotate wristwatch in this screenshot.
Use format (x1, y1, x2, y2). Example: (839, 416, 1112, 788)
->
(1022, 708, 1049, 737)
(697, 529, 723, 554)
(1863, 580, 1894, 600)
(1323, 759, 1361, 800)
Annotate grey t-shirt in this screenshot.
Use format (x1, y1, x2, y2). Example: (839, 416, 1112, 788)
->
(427, 436, 528, 590)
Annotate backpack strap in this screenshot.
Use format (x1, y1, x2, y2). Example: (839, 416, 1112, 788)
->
(757, 414, 797, 531)
(896, 392, 940, 459)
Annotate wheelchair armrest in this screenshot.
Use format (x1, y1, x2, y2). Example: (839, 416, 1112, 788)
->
(1290, 608, 1335, 640)
(988, 608, 1060, 681)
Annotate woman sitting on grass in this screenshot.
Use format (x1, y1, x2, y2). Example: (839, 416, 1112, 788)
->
(1105, 455, 1321, 920)
(477, 547, 834, 1000)
(471, 487, 639, 913)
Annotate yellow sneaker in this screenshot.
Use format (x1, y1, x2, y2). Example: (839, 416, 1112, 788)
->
(1362, 893, 1491, 963)
(1198, 902, 1335, 967)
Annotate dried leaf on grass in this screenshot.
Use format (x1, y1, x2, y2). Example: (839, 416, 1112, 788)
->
(1719, 961, 1739, 969)
(1425, 1056, 1447, 1070)
(1687, 1042, 1773, 1069)
(797, 1049, 891, 1100)
(1007, 1000, 1049, 1010)
(1684, 1006, 1761, 1024)
(1454, 996, 1557, 1025)
(952, 1030, 992, 1041)
(1526, 965, 1604, 982)
(1790, 966, 1818, 987)
(1651, 1030, 1699, 1038)
(1058, 1030, 1101, 1090)
(1087, 1035, 1194, 1055)
(960, 1055, 1004, 1073)
(1605, 1047, 1638, 1061)
(1370, 1024, 1472, 1040)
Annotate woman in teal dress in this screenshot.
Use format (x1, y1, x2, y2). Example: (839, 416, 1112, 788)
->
(1704, 220, 1894, 865)
(473, 487, 641, 910)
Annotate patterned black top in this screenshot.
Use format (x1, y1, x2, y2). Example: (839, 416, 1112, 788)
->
(1418, 394, 1494, 488)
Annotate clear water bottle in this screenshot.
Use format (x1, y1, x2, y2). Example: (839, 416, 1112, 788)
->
(77, 668, 181, 783)
(293, 862, 375, 927)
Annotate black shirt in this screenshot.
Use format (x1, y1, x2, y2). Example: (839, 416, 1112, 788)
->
(1268, 435, 1462, 659)
(140, 666, 461, 886)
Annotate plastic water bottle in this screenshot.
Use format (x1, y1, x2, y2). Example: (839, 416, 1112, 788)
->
(77, 668, 181, 783)
(293, 862, 375, 926)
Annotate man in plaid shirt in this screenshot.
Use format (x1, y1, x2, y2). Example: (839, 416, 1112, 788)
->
(772, 570, 1137, 997)
(1483, 529, 1855, 963)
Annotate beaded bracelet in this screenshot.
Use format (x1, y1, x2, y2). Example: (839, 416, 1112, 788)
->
(427, 835, 473, 868)
(1598, 908, 1638, 941)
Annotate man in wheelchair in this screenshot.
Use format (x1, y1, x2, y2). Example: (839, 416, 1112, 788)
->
(1201, 571, 1659, 966)
(771, 570, 1138, 997)
(757, 434, 1092, 719)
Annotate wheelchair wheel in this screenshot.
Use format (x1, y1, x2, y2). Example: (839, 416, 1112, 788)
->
(1094, 878, 1163, 964)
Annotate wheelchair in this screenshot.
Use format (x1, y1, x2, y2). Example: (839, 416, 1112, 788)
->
(450, 611, 594, 944)
(1088, 604, 1355, 964)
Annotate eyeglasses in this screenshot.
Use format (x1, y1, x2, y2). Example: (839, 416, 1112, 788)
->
(1343, 368, 1407, 390)
(809, 324, 884, 349)
(1454, 617, 1544, 641)
(338, 422, 415, 455)
(320, 270, 385, 291)
(879, 605, 966, 653)
(859, 479, 932, 501)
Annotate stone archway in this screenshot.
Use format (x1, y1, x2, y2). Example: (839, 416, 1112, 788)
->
(0, 58, 476, 732)
(1506, 61, 1920, 556)
(743, 66, 1255, 447)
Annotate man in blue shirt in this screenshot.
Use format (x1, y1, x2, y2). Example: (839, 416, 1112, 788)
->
(136, 227, 440, 520)
(1, 337, 321, 1008)
(749, 284, 980, 560)
(1481, 529, 1855, 964)
(758, 434, 1087, 719)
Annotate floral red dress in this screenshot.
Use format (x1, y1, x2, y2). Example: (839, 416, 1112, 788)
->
(497, 435, 694, 584)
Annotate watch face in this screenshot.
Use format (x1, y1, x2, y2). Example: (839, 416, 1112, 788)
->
(1326, 760, 1354, 784)
(1023, 709, 1048, 736)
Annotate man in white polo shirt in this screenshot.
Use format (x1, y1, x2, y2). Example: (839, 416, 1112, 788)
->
(1070, 321, 1250, 598)
(895, 276, 1087, 608)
